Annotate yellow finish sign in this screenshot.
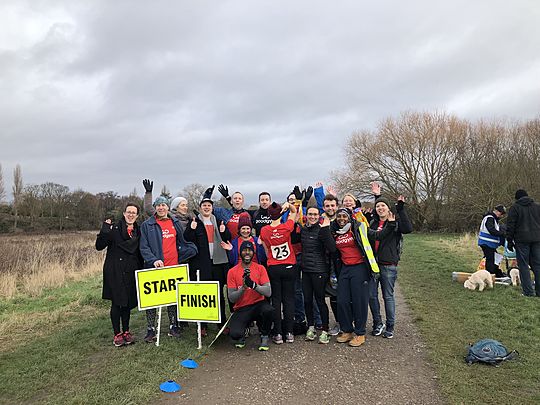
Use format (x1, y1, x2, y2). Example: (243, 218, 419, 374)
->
(176, 282, 221, 324)
(135, 264, 189, 310)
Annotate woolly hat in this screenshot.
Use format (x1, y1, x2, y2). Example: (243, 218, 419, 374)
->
(336, 207, 352, 220)
(494, 204, 506, 214)
(515, 189, 528, 200)
(153, 195, 170, 207)
(240, 240, 255, 252)
(237, 213, 252, 232)
(375, 196, 392, 209)
(170, 197, 187, 212)
(267, 202, 282, 220)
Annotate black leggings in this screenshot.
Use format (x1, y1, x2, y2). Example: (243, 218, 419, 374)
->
(268, 264, 298, 335)
(302, 272, 329, 330)
(111, 305, 131, 335)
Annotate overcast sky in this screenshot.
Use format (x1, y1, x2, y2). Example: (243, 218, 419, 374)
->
(1, 0, 539, 205)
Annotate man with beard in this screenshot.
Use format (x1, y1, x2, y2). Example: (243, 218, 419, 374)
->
(227, 240, 273, 351)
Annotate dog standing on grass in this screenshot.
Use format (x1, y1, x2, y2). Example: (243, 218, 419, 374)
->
(464, 270, 494, 291)
(509, 268, 521, 286)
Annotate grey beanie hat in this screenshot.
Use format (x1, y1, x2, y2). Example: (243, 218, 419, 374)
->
(170, 196, 187, 211)
(374, 196, 392, 209)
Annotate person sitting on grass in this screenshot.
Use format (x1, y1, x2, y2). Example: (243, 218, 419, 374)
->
(95, 203, 143, 347)
(227, 241, 273, 351)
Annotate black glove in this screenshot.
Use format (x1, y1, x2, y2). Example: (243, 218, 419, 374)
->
(355, 199, 362, 209)
(217, 184, 229, 199)
(142, 179, 153, 193)
(203, 185, 215, 199)
(507, 240, 515, 252)
(292, 185, 302, 201)
(304, 186, 313, 202)
(396, 200, 405, 211)
(243, 274, 256, 289)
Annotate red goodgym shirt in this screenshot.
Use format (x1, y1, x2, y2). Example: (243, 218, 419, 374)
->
(259, 220, 296, 266)
(335, 230, 364, 265)
(157, 217, 178, 266)
(227, 262, 270, 310)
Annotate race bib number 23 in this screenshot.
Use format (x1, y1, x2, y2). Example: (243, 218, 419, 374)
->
(271, 242, 291, 260)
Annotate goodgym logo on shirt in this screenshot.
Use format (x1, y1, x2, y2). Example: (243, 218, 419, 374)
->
(335, 233, 354, 246)
(162, 229, 175, 239)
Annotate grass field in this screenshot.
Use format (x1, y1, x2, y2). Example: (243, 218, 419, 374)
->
(398, 233, 539, 405)
(0, 233, 538, 404)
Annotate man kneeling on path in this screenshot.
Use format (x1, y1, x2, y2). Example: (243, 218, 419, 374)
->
(227, 241, 273, 351)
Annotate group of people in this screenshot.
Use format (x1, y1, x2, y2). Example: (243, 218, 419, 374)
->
(478, 189, 540, 297)
(96, 180, 413, 350)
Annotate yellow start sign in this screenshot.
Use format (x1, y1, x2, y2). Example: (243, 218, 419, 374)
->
(176, 281, 221, 324)
(135, 264, 189, 310)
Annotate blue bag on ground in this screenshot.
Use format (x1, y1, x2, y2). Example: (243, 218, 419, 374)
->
(465, 339, 518, 366)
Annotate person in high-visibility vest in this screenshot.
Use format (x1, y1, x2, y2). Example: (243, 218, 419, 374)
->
(328, 207, 396, 347)
(478, 204, 507, 278)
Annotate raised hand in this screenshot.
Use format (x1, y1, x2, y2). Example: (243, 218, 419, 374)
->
(305, 186, 314, 201)
(219, 221, 226, 233)
(370, 181, 381, 196)
(293, 185, 303, 201)
(220, 241, 233, 251)
(190, 217, 198, 230)
(315, 181, 323, 188)
(104, 218, 112, 225)
(217, 184, 229, 199)
(142, 179, 153, 193)
(327, 185, 337, 197)
(203, 185, 215, 199)
(387, 211, 396, 222)
(397, 195, 406, 202)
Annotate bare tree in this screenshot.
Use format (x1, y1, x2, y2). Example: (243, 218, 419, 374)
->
(12, 164, 23, 230)
(0, 163, 5, 203)
(182, 183, 206, 211)
(21, 184, 42, 227)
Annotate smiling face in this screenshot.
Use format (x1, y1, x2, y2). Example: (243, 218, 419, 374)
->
(323, 199, 337, 218)
(123, 205, 139, 225)
(376, 202, 390, 219)
(287, 194, 296, 205)
(200, 202, 213, 216)
(342, 195, 356, 209)
(155, 203, 169, 219)
(306, 207, 320, 225)
(241, 248, 253, 264)
(259, 193, 271, 209)
(177, 200, 188, 215)
(336, 211, 350, 228)
(239, 225, 252, 239)
(231, 192, 244, 210)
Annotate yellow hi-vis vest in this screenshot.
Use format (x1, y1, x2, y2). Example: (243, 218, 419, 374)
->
(353, 209, 380, 274)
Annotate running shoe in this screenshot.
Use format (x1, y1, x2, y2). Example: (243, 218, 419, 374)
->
(383, 330, 394, 339)
(234, 339, 246, 349)
(318, 331, 330, 344)
(372, 323, 386, 336)
(259, 336, 270, 351)
(122, 331, 135, 345)
(144, 327, 156, 343)
(272, 334, 284, 344)
(305, 326, 317, 341)
(168, 325, 181, 338)
(285, 333, 294, 343)
(113, 333, 125, 347)
(328, 324, 340, 336)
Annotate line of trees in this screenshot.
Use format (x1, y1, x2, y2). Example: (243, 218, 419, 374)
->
(333, 111, 540, 231)
(0, 166, 226, 233)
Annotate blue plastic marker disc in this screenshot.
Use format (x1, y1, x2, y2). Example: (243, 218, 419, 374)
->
(160, 380, 181, 393)
(181, 359, 199, 369)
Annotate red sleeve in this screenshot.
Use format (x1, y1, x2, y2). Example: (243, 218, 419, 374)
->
(256, 264, 270, 285)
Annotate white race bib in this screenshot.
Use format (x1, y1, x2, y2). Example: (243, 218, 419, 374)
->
(271, 242, 291, 261)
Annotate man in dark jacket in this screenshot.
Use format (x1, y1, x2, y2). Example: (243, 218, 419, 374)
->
(368, 194, 413, 339)
(506, 189, 540, 297)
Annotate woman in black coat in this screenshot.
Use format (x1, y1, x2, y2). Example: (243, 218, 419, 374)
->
(96, 203, 143, 347)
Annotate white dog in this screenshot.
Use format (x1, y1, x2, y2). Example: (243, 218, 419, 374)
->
(509, 268, 521, 286)
(464, 270, 494, 291)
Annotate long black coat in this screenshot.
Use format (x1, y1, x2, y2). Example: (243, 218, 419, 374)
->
(95, 218, 143, 309)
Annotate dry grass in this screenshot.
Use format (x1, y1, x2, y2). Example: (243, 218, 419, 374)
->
(0, 232, 104, 298)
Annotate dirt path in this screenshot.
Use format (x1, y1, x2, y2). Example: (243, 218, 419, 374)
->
(162, 284, 444, 404)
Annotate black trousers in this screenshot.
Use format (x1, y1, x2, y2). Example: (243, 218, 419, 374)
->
(229, 300, 274, 340)
(481, 245, 505, 277)
(110, 305, 131, 334)
(302, 272, 329, 330)
(268, 263, 298, 335)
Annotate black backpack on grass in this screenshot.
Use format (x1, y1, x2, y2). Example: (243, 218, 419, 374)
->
(465, 339, 518, 366)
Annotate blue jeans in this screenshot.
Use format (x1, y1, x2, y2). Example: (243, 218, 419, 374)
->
(369, 265, 398, 331)
(515, 241, 540, 297)
(337, 263, 370, 336)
